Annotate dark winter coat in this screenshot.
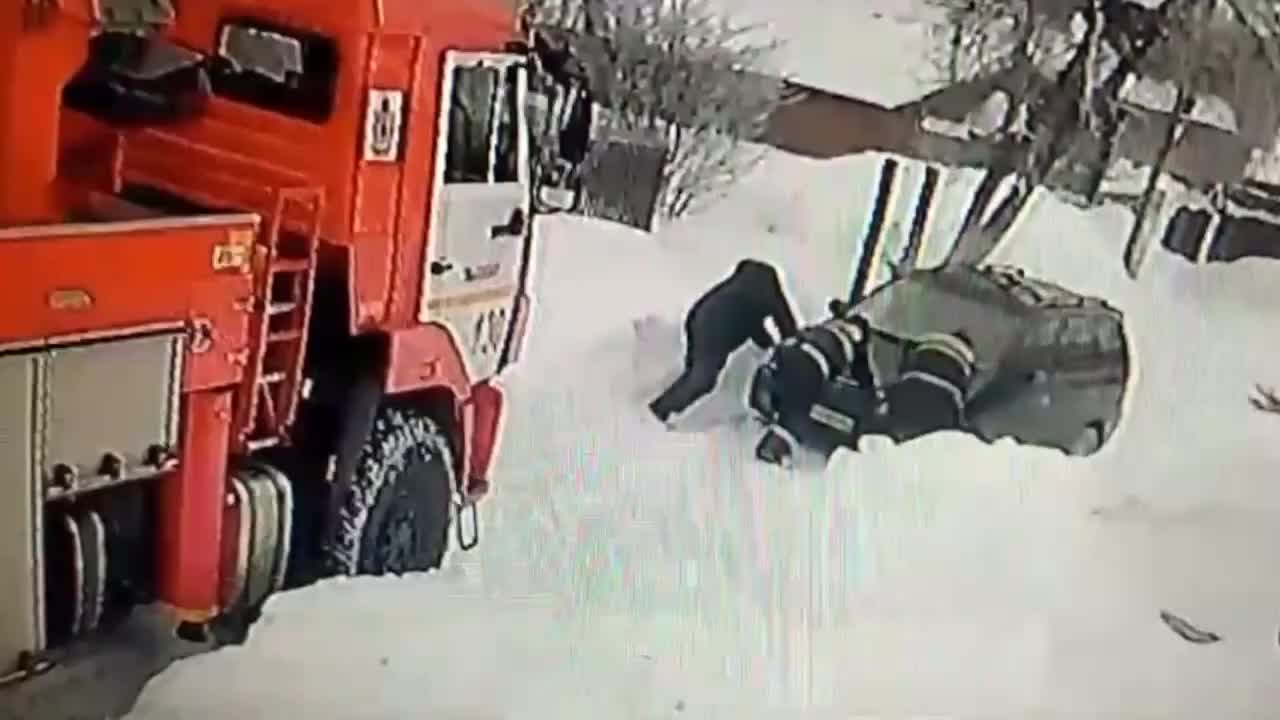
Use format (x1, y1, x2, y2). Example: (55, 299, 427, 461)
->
(686, 259, 798, 357)
(868, 332, 976, 442)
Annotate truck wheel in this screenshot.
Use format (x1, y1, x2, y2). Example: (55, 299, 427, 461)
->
(325, 406, 455, 576)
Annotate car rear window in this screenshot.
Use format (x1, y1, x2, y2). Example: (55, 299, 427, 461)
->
(1062, 314, 1096, 347)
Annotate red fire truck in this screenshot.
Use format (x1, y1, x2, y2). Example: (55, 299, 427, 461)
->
(0, 0, 543, 679)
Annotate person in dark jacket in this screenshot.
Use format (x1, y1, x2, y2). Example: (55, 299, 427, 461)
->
(649, 259, 798, 424)
(864, 330, 976, 443)
(751, 311, 875, 467)
(825, 300, 875, 387)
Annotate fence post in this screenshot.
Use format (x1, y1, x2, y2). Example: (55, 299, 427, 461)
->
(848, 156, 899, 304)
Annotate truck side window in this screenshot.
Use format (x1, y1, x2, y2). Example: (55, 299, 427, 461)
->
(446, 66, 499, 183)
(493, 65, 520, 183)
(446, 64, 521, 184)
(210, 19, 338, 123)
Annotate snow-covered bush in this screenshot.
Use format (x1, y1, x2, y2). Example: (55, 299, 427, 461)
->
(522, 0, 783, 220)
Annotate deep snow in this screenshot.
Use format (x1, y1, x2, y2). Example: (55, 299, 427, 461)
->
(124, 1, 1280, 715)
(708, 0, 946, 108)
(124, 146, 1280, 718)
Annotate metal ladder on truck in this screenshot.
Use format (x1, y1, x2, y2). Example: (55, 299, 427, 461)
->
(117, 127, 323, 453)
(238, 187, 323, 453)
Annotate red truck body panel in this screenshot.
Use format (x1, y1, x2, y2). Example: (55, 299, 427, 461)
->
(0, 0, 527, 650)
(0, 213, 258, 392)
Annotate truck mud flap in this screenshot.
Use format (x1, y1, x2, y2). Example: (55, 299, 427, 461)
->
(243, 473, 280, 610)
(59, 515, 84, 641)
(47, 509, 107, 645)
(221, 477, 253, 612)
(74, 511, 106, 637)
(224, 465, 292, 613)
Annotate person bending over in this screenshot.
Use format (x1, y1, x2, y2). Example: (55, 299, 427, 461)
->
(649, 259, 797, 426)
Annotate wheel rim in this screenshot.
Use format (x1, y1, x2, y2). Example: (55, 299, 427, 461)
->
(376, 486, 421, 575)
(361, 447, 451, 575)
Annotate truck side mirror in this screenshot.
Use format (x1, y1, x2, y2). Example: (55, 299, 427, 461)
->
(536, 184, 577, 213)
(534, 157, 580, 213)
(557, 88, 593, 167)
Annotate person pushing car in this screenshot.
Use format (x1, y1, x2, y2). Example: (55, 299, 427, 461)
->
(649, 259, 798, 426)
(752, 303, 875, 467)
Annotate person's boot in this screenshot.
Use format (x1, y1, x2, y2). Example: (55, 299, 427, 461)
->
(647, 399, 675, 430)
(755, 428, 794, 468)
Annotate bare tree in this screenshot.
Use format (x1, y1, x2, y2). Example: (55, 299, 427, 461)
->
(1120, 2, 1219, 276)
(923, 0, 1097, 263)
(922, 0, 1248, 266)
(524, 0, 783, 221)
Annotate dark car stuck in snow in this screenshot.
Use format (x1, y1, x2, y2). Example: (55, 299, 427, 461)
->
(748, 263, 1133, 462)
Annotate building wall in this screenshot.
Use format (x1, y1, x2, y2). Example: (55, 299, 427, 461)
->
(762, 86, 919, 158)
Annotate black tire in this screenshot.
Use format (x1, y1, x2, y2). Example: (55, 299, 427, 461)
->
(324, 405, 456, 576)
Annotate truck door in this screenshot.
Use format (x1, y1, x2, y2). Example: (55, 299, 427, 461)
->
(421, 52, 531, 381)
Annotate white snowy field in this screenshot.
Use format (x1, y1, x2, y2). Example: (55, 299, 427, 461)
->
(126, 149, 1280, 719)
(707, 0, 946, 108)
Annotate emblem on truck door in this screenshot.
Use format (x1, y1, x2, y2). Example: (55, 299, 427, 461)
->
(363, 89, 404, 162)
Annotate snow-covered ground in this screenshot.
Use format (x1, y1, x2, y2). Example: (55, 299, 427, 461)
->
(710, 0, 946, 108)
(120, 2, 1280, 716)
(125, 146, 1280, 718)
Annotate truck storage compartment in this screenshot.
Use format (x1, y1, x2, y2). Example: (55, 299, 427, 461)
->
(0, 213, 258, 345)
(0, 354, 41, 677)
(0, 329, 185, 675)
(0, 211, 259, 393)
(37, 330, 185, 498)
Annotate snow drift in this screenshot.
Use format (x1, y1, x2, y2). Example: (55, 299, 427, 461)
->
(126, 147, 1280, 719)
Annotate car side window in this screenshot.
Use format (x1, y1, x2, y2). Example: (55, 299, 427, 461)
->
(1025, 315, 1063, 350)
(1016, 315, 1062, 377)
(1057, 313, 1110, 374)
(1097, 316, 1124, 354)
(1062, 314, 1095, 348)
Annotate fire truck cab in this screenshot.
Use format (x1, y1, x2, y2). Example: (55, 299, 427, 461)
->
(0, 0, 539, 679)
